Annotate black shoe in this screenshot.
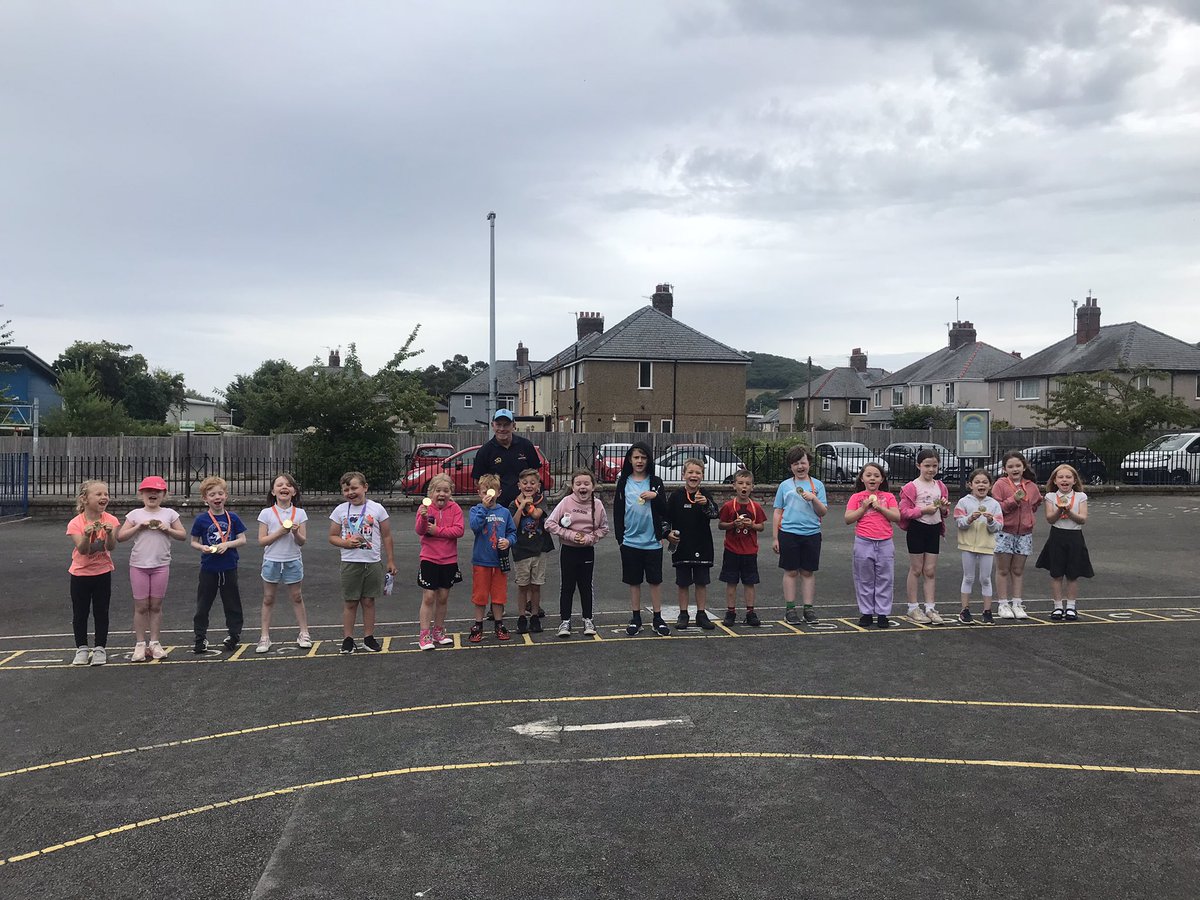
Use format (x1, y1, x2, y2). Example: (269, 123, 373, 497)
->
(536, 608, 546, 618)
(361, 635, 382, 652)
(221, 635, 238, 652)
(676, 611, 690, 629)
(981, 610, 995, 625)
(193, 638, 208, 654)
(340, 637, 357, 654)
(652, 615, 671, 636)
(802, 606, 819, 624)
(517, 615, 529, 634)
(723, 609, 737, 627)
(1064, 607, 1078, 622)
(876, 615, 890, 629)
(695, 610, 715, 630)
(529, 615, 543, 634)
(744, 610, 761, 627)
(958, 608, 973, 625)
(626, 615, 643, 636)
(1050, 608, 1065, 621)
(859, 614, 873, 626)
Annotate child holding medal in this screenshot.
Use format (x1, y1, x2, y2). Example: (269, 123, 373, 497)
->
(665, 458, 720, 629)
(991, 450, 1043, 620)
(844, 463, 900, 628)
(718, 468, 767, 626)
(772, 444, 827, 624)
(612, 442, 672, 637)
(118, 475, 186, 661)
(255, 473, 311, 652)
(953, 469, 1004, 624)
(1036, 464, 1093, 621)
(898, 449, 950, 625)
(415, 473, 464, 651)
(328, 471, 395, 654)
(65, 480, 120, 666)
(189, 475, 248, 653)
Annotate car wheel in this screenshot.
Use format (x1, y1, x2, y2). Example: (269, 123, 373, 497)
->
(1170, 470, 1191, 485)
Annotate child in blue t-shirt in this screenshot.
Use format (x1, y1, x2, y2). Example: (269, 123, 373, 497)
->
(189, 476, 248, 653)
(468, 474, 518, 643)
(772, 444, 828, 625)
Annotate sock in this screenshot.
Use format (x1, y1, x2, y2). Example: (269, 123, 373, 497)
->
(1053, 602, 1064, 610)
(786, 602, 796, 609)
(925, 603, 936, 612)
(630, 610, 642, 622)
(803, 604, 814, 611)
(907, 603, 919, 613)
(1013, 597, 1023, 606)
(746, 605, 755, 612)
(726, 606, 736, 613)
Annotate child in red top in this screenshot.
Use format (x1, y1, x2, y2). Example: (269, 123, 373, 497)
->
(414, 473, 465, 650)
(717, 469, 768, 626)
(991, 450, 1044, 620)
(844, 464, 901, 627)
(65, 480, 120, 666)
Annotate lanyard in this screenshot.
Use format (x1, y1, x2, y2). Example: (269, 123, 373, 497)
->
(271, 505, 294, 527)
(345, 503, 366, 536)
(686, 488, 703, 504)
(794, 478, 814, 498)
(208, 511, 230, 544)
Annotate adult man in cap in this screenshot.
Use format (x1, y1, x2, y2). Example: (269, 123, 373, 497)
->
(471, 409, 540, 508)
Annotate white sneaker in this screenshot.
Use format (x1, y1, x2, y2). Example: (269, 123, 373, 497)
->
(925, 608, 945, 626)
(998, 601, 1015, 619)
(91, 646, 106, 666)
(72, 647, 91, 666)
(131, 642, 147, 662)
(1012, 601, 1029, 620)
(149, 641, 167, 660)
(557, 619, 572, 639)
(296, 631, 313, 649)
(583, 618, 596, 636)
(256, 638, 272, 654)
(909, 608, 932, 625)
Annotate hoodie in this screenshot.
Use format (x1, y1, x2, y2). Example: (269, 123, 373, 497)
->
(612, 441, 669, 547)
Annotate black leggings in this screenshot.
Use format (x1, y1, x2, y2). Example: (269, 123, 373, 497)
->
(70, 572, 112, 647)
(194, 569, 244, 640)
(559, 545, 595, 621)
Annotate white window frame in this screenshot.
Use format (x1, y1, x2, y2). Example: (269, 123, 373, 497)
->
(873, 389, 882, 408)
(633, 419, 650, 432)
(945, 383, 955, 404)
(660, 419, 673, 433)
(891, 388, 904, 407)
(576, 362, 584, 384)
(919, 384, 933, 404)
(1017, 378, 1039, 401)
(997, 381, 1006, 401)
(463, 395, 473, 409)
(1195, 374, 1200, 400)
(821, 398, 830, 411)
(849, 399, 867, 416)
(638, 361, 653, 390)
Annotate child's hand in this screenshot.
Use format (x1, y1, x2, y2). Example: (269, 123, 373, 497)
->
(668, 530, 680, 544)
(498, 538, 510, 550)
(771, 538, 780, 554)
(212, 542, 227, 554)
(1014, 488, 1026, 501)
(639, 490, 657, 502)
(923, 504, 938, 516)
(968, 511, 979, 522)
(695, 495, 707, 505)
(573, 532, 585, 544)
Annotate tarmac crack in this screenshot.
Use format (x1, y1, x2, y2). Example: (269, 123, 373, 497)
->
(248, 790, 307, 900)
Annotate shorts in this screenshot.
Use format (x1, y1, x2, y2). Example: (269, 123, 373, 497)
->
(129, 565, 170, 600)
(718, 549, 760, 585)
(417, 560, 462, 591)
(340, 561, 385, 602)
(513, 554, 548, 587)
(471, 565, 508, 607)
(620, 545, 664, 586)
(674, 564, 712, 588)
(777, 531, 821, 573)
(994, 531, 1034, 556)
(904, 521, 942, 556)
(261, 559, 304, 585)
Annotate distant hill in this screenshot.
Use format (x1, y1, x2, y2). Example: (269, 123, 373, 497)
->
(744, 351, 826, 391)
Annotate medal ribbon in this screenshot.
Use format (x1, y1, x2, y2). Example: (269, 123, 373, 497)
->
(271, 505, 293, 527)
(209, 511, 230, 545)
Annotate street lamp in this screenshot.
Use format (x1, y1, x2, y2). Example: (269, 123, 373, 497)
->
(487, 212, 497, 421)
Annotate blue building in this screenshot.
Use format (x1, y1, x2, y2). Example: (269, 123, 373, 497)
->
(0, 347, 63, 423)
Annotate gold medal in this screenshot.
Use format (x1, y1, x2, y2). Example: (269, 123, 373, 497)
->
(486, 488, 496, 499)
(147, 520, 161, 530)
(207, 545, 218, 554)
(637, 498, 645, 505)
(977, 503, 986, 513)
(868, 494, 877, 504)
(282, 519, 293, 529)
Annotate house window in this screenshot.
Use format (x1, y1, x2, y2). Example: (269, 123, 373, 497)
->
(660, 419, 673, 433)
(945, 383, 955, 404)
(919, 385, 933, 404)
(873, 390, 882, 408)
(463, 395, 472, 409)
(633, 420, 650, 432)
(576, 362, 584, 384)
(891, 388, 904, 406)
(849, 399, 867, 416)
(500, 395, 515, 410)
(997, 381, 1005, 401)
(638, 361, 653, 389)
(1017, 378, 1039, 400)
(1134, 374, 1151, 390)
(821, 399, 830, 411)
(1195, 375, 1200, 400)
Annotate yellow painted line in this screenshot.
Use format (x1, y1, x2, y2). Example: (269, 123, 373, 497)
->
(4, 749, 1199, 868)
(902, 615, 930, 628)
(226, 642, 250, 662)
(776, 619, 802, 634)
(2, 689, 1195, 783)
(306, 640, 321, 658)
(0, 650, 26, 667)
(1075, 610, 1108, 622)
(839, 617, 868, 633)
(452, 631, 462, 649)
(714, 621, 740, 637)
(1131, 609, 1173, 622)
(589, 631, 603, 642)
(522, 633, 534, 646)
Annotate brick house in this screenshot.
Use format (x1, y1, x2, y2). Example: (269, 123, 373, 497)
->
(777, 348, 888, 430)
(448, 342, 540, 429)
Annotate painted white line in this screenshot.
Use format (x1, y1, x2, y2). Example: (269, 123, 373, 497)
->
(510, 716, 694, 742)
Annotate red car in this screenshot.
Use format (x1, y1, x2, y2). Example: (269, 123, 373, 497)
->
(400, 444, 555, 495)
(593, 442, 632, 483)
(406, 443, 454, 474)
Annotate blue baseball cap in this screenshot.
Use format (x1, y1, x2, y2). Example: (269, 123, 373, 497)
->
(493, 408, 515, 421)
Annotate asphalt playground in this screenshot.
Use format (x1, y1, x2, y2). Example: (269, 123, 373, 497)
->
(1, 493, 1198, 899)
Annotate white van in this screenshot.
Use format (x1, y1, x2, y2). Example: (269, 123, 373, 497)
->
(1120, 433, 1200, 485)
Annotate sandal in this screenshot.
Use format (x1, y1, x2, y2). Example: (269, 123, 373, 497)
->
(1050, 608, 1065, 621)
(1064, 608, 1078, 622)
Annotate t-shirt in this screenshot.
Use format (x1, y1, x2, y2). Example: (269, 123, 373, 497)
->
(330, 499, 390, 563)
(125, 507, 182, 568)
(846, 491, 897, 540)
(257, 505, 309, 562)
(621, 477, 659, 550)
(191, 510, 247, 572)
(910, 478, 945, 525)
(66, 512, 120, 576)
(773, 477, 827, 536)
(1049, 491, 1087, 530)
(719, 499, 767, 554)
(509, 494, 554, 560)
(470, 435, 540, 508)
(469, 503, 518, 568)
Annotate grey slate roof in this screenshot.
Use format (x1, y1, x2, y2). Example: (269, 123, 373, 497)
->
(987, 322, 1200, 379)
(780, 366, 888, 400)
(530, 306, 748, 376)
(450, 358, 543, 396)
(870, 342, 1020, 387)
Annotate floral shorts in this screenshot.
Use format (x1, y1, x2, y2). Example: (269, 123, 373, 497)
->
(994, 532, 1033, 556)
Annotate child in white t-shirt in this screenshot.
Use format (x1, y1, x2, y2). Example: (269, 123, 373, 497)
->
(256, 473, 312, 652)
(328, 471, 396, 654)
(117, 475, 187, 661)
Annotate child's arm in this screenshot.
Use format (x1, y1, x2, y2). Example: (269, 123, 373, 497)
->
(718, 502, 736, 531)
(503, 511, 518, 547)
(771, 507, 783, 553)
(380, 517, 397, 574)
(544, 500, 567, 536)
(228, 520, 248, 549)
(468, 503, 487, 535)
(166, 514, 187, 541)
(442, 504, 466, 539)
(879, 496, 901, 523)
(293, 520, 307, 547)
(953, 500, 973, 530)
(844, 495, 865, 525)
(702, 489, 719, 520)
(1071, 497, 1088, 525)
(898, 484, 923, 521)
(588, 502, 609, 543)
(1044, 500, 1061, 523)
(328, 518, 364, 550)
(752, 502, 767, 531)
(117, 515, 142, 542)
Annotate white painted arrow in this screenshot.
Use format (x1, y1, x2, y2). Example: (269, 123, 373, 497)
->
(510, 716, 694, 742)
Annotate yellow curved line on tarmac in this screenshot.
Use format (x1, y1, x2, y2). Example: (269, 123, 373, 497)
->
(1, 690, 1195, 782)
(4, 750, 1200, 867)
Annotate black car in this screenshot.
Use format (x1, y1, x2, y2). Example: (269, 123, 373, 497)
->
(985, 446, 1107, 486)
(879, 442, 962, 483)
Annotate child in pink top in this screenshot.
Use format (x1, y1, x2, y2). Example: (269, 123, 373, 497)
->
(991, 451, 1044, 620)
(65, 480, 120, 666)
(844, 464, 901, 627)
(414, 474, 465, 650)
(117, 475, 187, 661)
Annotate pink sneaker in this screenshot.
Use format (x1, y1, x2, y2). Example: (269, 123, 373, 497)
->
(432, 626, 453, 647)
(131, 642, 147, 662)
(149, 641, 167, 660)
(418, 629, 435, 651)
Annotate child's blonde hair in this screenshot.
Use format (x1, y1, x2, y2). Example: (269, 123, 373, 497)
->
(427, 473, 453, 495)
(477, 473, 501, 493)
(682, 458, 706, 474)
(75, 480, 108, 514)
(1045, 464, 1082, 494)
(340, 471, 367, 488)
(197, 476, 228, 498)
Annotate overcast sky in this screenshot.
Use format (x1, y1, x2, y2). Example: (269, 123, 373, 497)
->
(4, 1, 1198, 396)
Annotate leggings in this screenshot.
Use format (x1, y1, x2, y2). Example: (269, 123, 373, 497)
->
(70, 572, 112, 647)
(961, 551, 994, 597)
(195, 569, 244, 640)
(558, 545, 595, 621)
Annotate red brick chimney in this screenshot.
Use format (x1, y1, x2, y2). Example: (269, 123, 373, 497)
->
(1076, 295, 1101, 344)
(576, 312, 604, 340)
(651, 283, 674, 318)
(515, 341, 529, 368)
(948, 321, 977, 351)
(849, 347, 868, 372)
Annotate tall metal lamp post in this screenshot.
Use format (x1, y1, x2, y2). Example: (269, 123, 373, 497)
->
(487, 211, 497, 421)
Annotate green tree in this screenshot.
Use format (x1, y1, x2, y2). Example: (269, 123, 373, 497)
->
(41, 368, 133, 436)
(222, 360, 307, 433)
(416, 353, 487, 401)
(744, 352, 826, 391)
(53, 341, 186, 423)
(891, 404, 956, 429)
(0, 310, 14, 404)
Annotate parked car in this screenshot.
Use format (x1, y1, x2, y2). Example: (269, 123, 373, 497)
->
(655, 446, 746, 484)
(879, 442, 962, 483)
(399, 444, 554, 495)
(404, 443, 454, 474)
(593, 442, 632, 483)
(985, 446, 1107, 486)
(813, 442, 889, 484)
(1120, 432, 1200, 485)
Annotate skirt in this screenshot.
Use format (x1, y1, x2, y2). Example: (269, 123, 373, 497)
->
(1035, 528, 1093, 580)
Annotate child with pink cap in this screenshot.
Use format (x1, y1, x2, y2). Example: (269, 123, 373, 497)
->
(117, 476, 187, 661)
